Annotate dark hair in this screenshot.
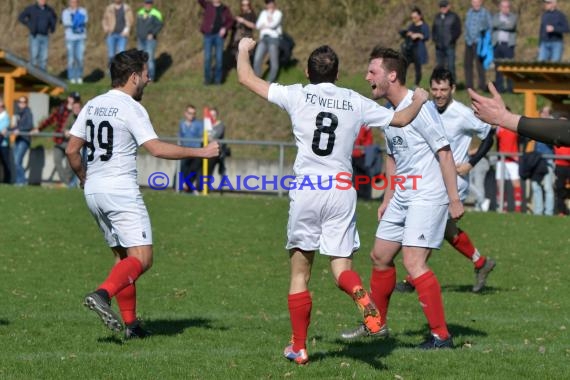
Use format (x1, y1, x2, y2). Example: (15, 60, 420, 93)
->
(110, 49, 149, 88)
(430, 66, 455, 87)
(368, 45, 407, 85)
(411, 6, 423, 19)
(307, 45, 339, 84)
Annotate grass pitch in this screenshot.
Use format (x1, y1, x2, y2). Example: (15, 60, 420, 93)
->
(0, 186, 568, 379)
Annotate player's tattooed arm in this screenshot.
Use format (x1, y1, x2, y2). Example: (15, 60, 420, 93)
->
(390, 88, 428, 127)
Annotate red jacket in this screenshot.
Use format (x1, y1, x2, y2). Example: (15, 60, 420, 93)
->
(554, 146, 570, 167)
(198, 0, 234, 35)
(352, 125, 373, 158)
(39, 104, 71, 145)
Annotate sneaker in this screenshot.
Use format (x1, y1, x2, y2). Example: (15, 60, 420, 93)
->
(418, 334, 454, 349)
(353, 287, 382, 334)
(125, 320, 152, 340)
(481, 198, 491, 212)
(473, 258, 496, 293)
(77, 78, 83, 84)
(283, 343, 309, 365)
(340, 323, 389, 340)
(83, 292, 123, 332)
(394, 280, 415, 293)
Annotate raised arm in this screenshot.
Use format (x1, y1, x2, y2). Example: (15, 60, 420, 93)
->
(143, 139, 219, 160)
(468, 82, 520, 129)
(237, 37, 271, 99)
(390, 87, 429, 127)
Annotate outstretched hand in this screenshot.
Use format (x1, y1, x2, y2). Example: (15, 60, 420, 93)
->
(468, 82, 506, 126)
(411, 87, 429, 104)
(238, 37, 257, 54)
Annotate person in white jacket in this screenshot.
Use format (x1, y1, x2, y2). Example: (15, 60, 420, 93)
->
(253, 0, 282, 83)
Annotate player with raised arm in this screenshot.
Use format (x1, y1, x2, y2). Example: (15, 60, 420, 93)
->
(237, 37, 428, 364)
(395, 67, 496, 294)
(340, 47, 464, 349)
(66, 49, 219, 338)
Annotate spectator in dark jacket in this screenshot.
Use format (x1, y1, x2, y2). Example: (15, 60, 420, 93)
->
(404, 7, 430, 87)
(136, 0, 163, 80)
(11, 96, 34, 186)
(538, 0, 569, 62)
(198, 0, 234, 85)
(18, 0, 58, 71)
(432, 0, 462, 81)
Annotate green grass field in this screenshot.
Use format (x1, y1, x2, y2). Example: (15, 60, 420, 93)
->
(0, 186, 568, 379)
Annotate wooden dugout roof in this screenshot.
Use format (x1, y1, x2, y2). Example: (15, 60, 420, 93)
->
(0, 48, 66, 117)
(496, 60, 570, 118)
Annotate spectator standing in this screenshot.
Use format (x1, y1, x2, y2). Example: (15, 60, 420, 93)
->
(464, 0, 492, 91)
(253, 0, 283, 83)
(0, 99, 11, 184)
(102, 0, 134, 67)
(34, 92, 80, 186)
(553, 144, 570, 215)
(495, 123, 522, 212)
(351, 125, 374, 200)
(62, 0, 88, 84)
(229, 0, 257, 67)
(206, 107, 227, 176)
(198, 0, 234, 85)
(404, 7, 430, 87)
(491, 0, 517, 94)
(11, 97, 34, 186)
(63, 100, 83, 188)
(468, 147, 491, 211)
(538, 0, 569, 62)
(432, 0, 462, 81)
(136, 0, 163, 81)
(18, 0, 58, 71)
(178, 104, 204, 193)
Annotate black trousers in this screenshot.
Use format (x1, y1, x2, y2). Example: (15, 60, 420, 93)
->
(464, 43, 486, 90)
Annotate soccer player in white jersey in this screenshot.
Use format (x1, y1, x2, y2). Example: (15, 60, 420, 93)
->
(341, 46, 464, 349)
(395, 67, 496, 294)
(237, 37, 429, 364)
(65, 49, 219, 338)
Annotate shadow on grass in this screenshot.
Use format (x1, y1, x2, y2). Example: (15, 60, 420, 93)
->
(0, 319, 9, 326)
(144, 317, 218, 336)
(401, 322, 488, 347)
(441, 285, 505, 294)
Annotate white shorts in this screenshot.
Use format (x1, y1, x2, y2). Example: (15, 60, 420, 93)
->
(495, 161, 520, 181)
(376, 202, 448, 249)
(85, 192, 153, 248)
(286, 184, 360, 257)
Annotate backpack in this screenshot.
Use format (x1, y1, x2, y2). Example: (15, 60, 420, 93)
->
(72, 11, 86, 34)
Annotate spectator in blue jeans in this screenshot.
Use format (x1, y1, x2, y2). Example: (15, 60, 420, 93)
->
(538, 0, 569, 62)
(18, 0, 58, 71)
(198, 0, 234, 85)
(0, 100, 11, 184)
(136, 0, 163, 81)
(62, 0, 88, 84)
(102, 0, 134, 68)
(11, 97, 34, 186)
(253, 0, 283, 83)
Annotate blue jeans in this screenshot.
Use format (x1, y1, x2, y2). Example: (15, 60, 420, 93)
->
(106, 33, 128, 62)
(253, 36, 280, 83)
(13, 139, 29, 185)
(531, 160, 555, 215)
(66, 39, 85, 81)
(137, 38, 157, 80)
(538, 41, 564, 62)
(29, 34, 49, 70)
(203, 34, 224, 84)
(435, 46, 457, 81)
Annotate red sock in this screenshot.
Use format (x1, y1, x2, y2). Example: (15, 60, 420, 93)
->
(98, 256, 143, 298)
(413, 271, 449, 340)
(370, 267, 396, 327)
(116, 283, 137, 325)
(451, 230, 486, 269)
(288, 291, 312, 352)
(514, 186, 522, 212)
(337, 270, 363, 295)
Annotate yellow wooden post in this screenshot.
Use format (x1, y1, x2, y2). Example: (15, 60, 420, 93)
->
(202, 107, 210, 195)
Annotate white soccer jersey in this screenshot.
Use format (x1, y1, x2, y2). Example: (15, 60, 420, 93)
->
(70, 89, 158, 194)
(438, 100, 491, 201)
(268, 82, 395, 180)
(385, 90, 450, 205)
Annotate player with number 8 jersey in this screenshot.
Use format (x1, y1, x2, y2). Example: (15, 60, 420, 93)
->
(237, 37, 429, 364)
(66, 49, 219, 338)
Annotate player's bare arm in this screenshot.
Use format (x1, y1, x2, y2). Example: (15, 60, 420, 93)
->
(65, 135, 87, 187)
(378, 154, 397, 221)
(143, 139, 220, 159)
(237, 37, 271, 99)
(437, 145, 464, 220)
(468, 82, 520, 129)
(390, 88, 429, 127)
